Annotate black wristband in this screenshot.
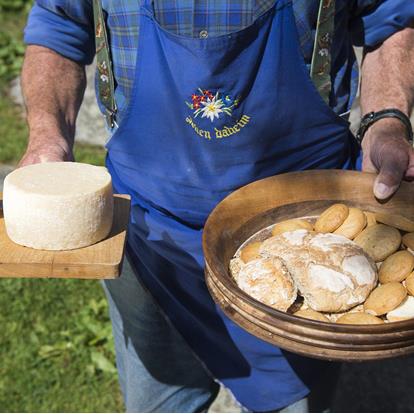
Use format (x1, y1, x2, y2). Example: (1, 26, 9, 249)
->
(356, 108, 413, 146)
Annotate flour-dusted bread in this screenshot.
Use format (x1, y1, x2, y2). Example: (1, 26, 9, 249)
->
(229, 257, 244, 279)
(260, 230, 378, 312)
(234, 257, 297, 311)
(386, 296, 414, 322)
(3, 162, 113, 250)
(239, 241, 263, 263)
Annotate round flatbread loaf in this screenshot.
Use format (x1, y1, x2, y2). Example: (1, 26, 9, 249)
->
(386, 296, 414, 322)
(378, 250, 414, 284)
(240, 242, 262, 263)
(260, 230, 377, 312)
(364, 282, 407, 316)
(334, 207, 367, 240)
(234, 257, 297, 311)
(229, 257, 244, 279)
(354, 224, 401, 262)
(336, 312, 384, 325)
(271, 218, 313, 236)
(314, 204, 349, 233)
(293, 309, 330, 322)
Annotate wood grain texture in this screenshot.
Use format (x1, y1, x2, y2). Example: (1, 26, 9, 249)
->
(203, 170, 414, 361)
(0, 193, 130, 279)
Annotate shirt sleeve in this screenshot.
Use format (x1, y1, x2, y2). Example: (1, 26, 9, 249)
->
(350, 0, 414, 48)
(24, 1, 95, 65)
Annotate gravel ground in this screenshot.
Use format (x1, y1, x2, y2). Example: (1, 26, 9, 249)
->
(209, 356, 414, 412)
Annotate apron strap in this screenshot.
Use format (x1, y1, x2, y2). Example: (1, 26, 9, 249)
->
(92, 0, 117, 128)
(310, 0, 335, 105)
(92, 0, 336, 126)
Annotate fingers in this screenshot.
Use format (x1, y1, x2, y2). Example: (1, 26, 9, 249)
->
(373, 146, 409, 199)
(405, 149, 414, 179)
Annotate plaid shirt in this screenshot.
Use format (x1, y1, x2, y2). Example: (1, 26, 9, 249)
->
(25, 0, 414, 123)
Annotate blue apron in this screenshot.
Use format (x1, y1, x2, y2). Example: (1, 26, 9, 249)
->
(105, 0, 358, 410)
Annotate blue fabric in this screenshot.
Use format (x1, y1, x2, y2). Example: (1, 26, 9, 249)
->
(24, 2, 95, 65)
(24, 1, 414, 123)
(350, 0, 414, 47)
(103, 257, 338, 412)
(104, 1, 355, 410)
(103, 259, 219, 412)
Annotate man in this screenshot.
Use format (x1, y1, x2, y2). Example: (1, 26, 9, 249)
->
(21, 0, 414, 412)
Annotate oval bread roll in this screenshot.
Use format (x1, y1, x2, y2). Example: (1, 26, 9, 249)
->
(364, 282, 407, 316)
(405, 272, 414, 296)
(314, 204, 349, 233)
(293, 309, 330, 322)
(364, 211, 377, 227)
(354, 224, 401, 262)
(379, 250, 414, 284)
(336, 312, 384, 325)
(271, 219, 313, 236)
(375, 212, 414, 233)
(234, 257, 297, 312)
(386, 296, 414, 322)
(402, 233, 414, 251)
(240, 242, 262, 263)
(334, 207, 367, 240)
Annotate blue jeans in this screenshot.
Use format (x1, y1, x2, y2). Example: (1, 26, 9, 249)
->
(103, 258, 337, 412)
(103, 258, 219, 412)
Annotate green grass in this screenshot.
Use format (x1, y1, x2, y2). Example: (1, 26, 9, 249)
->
(0, 4, 123, 412)
(0, 93, 28, 164)
(0, 93, 106, 166)
(0, 278, 124, 412)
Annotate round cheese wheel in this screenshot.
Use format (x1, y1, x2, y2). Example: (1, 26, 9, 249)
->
(3, 162, 113, 250)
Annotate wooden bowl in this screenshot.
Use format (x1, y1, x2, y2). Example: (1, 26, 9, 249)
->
(203, 170, 414, 362)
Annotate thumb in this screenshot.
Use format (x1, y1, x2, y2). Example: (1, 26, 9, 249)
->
(373, 154, 407, 199)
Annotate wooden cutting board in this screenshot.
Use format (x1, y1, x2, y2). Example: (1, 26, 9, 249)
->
(0, 193, 130, 279)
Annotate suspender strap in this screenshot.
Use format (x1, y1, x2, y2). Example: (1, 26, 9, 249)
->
(92, 0, 117, 128)
(92, 0, 336, 126)
(310, 0, 335, 105)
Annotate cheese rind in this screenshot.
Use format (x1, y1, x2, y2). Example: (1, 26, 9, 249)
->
(3, 162, 114, 250)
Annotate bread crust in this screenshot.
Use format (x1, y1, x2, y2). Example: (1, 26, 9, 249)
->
(260, 230, 377, 312)
(234, 257, 297, 311)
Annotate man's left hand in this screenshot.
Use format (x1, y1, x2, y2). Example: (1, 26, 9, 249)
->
(361, 117, 414, 200)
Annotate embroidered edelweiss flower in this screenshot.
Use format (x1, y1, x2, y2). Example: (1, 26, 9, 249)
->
(200, 94, 224, 122)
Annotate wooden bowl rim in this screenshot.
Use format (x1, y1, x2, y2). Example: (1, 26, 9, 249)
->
(203, 170, 414, 334)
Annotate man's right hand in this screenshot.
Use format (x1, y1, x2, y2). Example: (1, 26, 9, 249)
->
(20, 46, 86, 169)
(18, 138, 74, 167)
